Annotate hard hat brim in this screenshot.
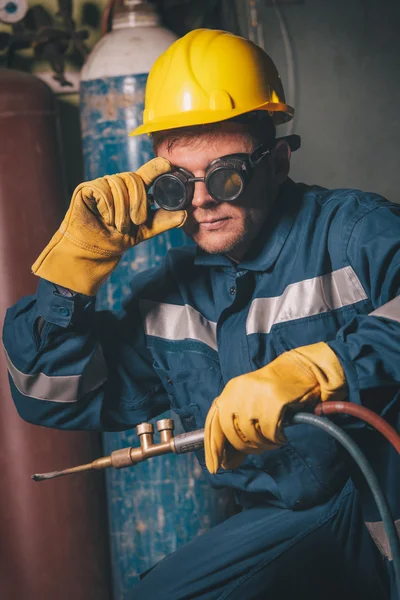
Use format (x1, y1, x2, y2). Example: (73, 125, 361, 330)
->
(129, 101, 294, 137)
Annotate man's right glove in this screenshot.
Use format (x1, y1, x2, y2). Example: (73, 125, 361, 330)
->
(32, 157, 186, 296)
(204, 342, 347, 474)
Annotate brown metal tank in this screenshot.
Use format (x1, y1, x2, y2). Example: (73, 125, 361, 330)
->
(0, 69, 112, 600)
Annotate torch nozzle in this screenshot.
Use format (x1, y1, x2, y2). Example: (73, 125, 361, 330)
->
(32, 471, 64, 482)
(32, 460, 103, 481)
(32, 420, 205, 482)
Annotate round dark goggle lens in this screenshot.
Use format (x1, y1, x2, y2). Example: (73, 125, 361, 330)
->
(153, 175, 187, 210)
(207, 168, 244, 201)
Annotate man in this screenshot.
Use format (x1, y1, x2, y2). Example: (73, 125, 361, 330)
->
(3, 28, 399, 599)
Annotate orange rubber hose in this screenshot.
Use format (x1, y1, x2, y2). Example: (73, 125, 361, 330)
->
(315, 402, 400, 454)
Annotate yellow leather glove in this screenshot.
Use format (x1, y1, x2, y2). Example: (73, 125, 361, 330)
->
(204, 342, 347, 474)
(32, 158, 186, 296)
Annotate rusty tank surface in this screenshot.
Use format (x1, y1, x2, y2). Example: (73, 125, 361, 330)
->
(0, 68, 111, 600)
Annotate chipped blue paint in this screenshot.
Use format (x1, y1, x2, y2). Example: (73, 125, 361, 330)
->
(80, 74, 231, 600)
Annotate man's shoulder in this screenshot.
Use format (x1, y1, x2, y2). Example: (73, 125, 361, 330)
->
(293, 183, 399, 262)
(301, 183, 392, 216)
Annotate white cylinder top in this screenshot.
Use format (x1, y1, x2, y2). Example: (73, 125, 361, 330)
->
(80, 25, 177, 81)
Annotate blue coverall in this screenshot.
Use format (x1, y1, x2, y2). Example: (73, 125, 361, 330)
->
(3, 179, 400, 599)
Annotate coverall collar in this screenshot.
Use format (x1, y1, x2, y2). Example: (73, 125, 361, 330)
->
(194, 178, 301, 272)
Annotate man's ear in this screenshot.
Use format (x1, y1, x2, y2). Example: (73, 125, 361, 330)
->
(271, 139, 291, 184)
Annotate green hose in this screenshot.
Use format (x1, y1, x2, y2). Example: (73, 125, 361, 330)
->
(293, 413, 400, 599)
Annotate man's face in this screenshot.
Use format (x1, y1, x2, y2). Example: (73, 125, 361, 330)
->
(156, 124, 279, 260)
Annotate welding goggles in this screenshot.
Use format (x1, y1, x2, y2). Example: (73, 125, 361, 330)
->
(150, 135, 300, 211)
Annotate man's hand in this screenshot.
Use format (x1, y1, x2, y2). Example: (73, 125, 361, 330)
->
(32, 158, 186, 295)
(204, 342, 347, 474)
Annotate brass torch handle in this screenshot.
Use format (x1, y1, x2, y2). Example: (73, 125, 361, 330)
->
(173, 429, 205, 454)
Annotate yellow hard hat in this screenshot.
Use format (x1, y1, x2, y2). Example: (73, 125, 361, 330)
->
(130, 28, 293, 137)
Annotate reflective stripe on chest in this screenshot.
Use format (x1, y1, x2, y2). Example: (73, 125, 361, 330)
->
(139, 299, 218, 350)
(247, 266, 368, 335)
(139, 266, 369, 347)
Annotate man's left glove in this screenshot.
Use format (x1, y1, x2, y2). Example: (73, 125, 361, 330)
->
(32, 158, 186, 296)
(204, 342, 347, 474)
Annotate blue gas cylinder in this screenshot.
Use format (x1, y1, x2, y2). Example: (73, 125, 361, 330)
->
(79, 3, 230, 598)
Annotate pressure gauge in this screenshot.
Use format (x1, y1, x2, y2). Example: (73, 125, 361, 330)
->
(0, 0, 28, 24)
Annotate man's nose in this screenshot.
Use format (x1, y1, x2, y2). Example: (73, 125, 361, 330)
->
(191, 181, 218, 208)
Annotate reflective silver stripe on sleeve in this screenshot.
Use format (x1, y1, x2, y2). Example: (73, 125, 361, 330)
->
(365, 520, 400, 560)
(4, 345, 107, 403)
(246, 266, 368, 335)
(369, 295, 400, 323)
(139, 300, 217, 351)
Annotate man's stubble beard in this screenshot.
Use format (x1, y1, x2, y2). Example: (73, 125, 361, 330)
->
(191, 212, 255, 257)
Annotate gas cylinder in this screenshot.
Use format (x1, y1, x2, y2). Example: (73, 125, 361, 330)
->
(79, 2, 230, 597)
(0, 68, 111, 600)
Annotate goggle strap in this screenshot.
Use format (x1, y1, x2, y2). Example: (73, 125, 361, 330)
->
(249, 144, 271, 167)
(249, 134, 301, 166)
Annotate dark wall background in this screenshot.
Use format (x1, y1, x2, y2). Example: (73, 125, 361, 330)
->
(224, 0, 400, 201)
